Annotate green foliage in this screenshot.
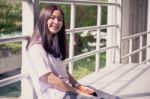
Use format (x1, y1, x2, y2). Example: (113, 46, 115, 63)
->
(74, 32, 95, 55)
(73, 52, 106, 79)
(101, 6, 108, 25)
(0, 0, 22, 34)
(75, 5, 107, 27)
(76, 5, 97, 27)
(0, 42, 21, 57)
(73, 56, 95, 79)
(59, 5, 71, 29)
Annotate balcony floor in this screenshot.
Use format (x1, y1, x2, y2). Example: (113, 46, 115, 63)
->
(79, 63, 150, 99)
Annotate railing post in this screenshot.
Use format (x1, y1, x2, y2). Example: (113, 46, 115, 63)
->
(22, 0, 39, 99)
(69, 3, 76, 74)
(129, 38, 132, 63)
(139, 35, 143, 63)
(147, 0, 150, 63)
(95, 4, 102, 72)
(114, 0, 122, 64)
(106, 0, 115, 66)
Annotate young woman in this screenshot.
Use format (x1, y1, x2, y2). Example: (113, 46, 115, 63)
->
(26, 4, 121, 99)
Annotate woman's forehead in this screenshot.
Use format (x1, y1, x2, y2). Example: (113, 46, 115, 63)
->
(51, 10, 62, 17)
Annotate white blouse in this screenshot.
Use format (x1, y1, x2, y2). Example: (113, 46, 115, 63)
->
(27, 44, 70, 99)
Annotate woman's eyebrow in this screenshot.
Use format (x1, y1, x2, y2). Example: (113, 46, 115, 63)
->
(50, 15, 63, 19)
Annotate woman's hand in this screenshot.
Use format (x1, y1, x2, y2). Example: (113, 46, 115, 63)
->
(79, 91, 94, 97)
(77, 85, 95, 95)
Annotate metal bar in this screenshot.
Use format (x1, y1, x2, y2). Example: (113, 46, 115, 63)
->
(0, 36, 29, 44)
(40, 0, 120, 7)
(129, 38, 132, 63)
(0, 73, 29, 87)
(65, 45, 118, 63)
(139, 36, 143, 63)
(141, 59, 150, 64)
(122, 31, 150, 41)
(66, 24, 118, 34)
(121, 45, 150, 59)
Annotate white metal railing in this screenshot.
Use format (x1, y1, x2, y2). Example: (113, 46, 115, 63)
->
(1, 31, 150, 89)
(40, 0, 121, 7)
(0, 27, 118, 88)
(0, 32, 117, 88)
(0, 73, 29, 87)
(0, 36, 29, 87)
(0, 35, 29, 44)
(65, 45, 118, 63)
(121, 31, 150, 63)
(0, 0, 120, 98)
(66, 25, 118, 34)
(122, 31, 150, 40)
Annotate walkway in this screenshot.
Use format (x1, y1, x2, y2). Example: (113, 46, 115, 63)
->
(79, 63, 150, 99)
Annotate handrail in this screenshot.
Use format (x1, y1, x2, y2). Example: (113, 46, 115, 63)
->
(0, 73, 29, 87)
(121, 45, 150, 59)
(122, 31, 150, 40)
(66, 24, 118, 34)
(121, 31, 150, 63)
(141, 59, 150, 64)
(0, 38, 118, 88)
(0, 24, 116, 44)
(65, 45, 118, 63)
(0, 34, 117, 64)
(0, 36, 29, 88)
(40, 0, 121, 7)
(0, 35, 29, 44)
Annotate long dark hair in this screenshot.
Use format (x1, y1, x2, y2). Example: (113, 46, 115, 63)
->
(26, 4, 66, 60)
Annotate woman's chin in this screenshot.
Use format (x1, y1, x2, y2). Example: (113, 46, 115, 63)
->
(50, 30, 59, 34)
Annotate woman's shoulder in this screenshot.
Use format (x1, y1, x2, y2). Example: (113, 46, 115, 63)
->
(28, 43, 42, 50)
(28, 43, 46, 54)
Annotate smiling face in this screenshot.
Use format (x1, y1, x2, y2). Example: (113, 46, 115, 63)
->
(47, 10, 63, 34)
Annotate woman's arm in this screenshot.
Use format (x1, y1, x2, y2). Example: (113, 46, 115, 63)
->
(67, 71, 80, 88)
(41, 72, 93, 97)
(41, 72, 82, 94)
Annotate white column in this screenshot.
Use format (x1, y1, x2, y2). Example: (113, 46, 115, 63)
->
(106, 0, 122, 66)
(69, 3, 76, 74)
(114, 0, 122, 64)
(22, 0, 39, 99)
(95, 4, 101, 72)
(146, 0, 150, 63)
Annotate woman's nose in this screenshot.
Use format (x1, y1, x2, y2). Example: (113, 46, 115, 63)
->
(54, 18, 59, 24)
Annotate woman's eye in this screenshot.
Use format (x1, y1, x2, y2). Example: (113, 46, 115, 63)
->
(58, 17, 63, 21)
(49, 16, 63, 22)
(50, 16, 55, 20)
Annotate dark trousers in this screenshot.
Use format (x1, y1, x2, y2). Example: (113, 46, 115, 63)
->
(63, 87, 121, 99)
